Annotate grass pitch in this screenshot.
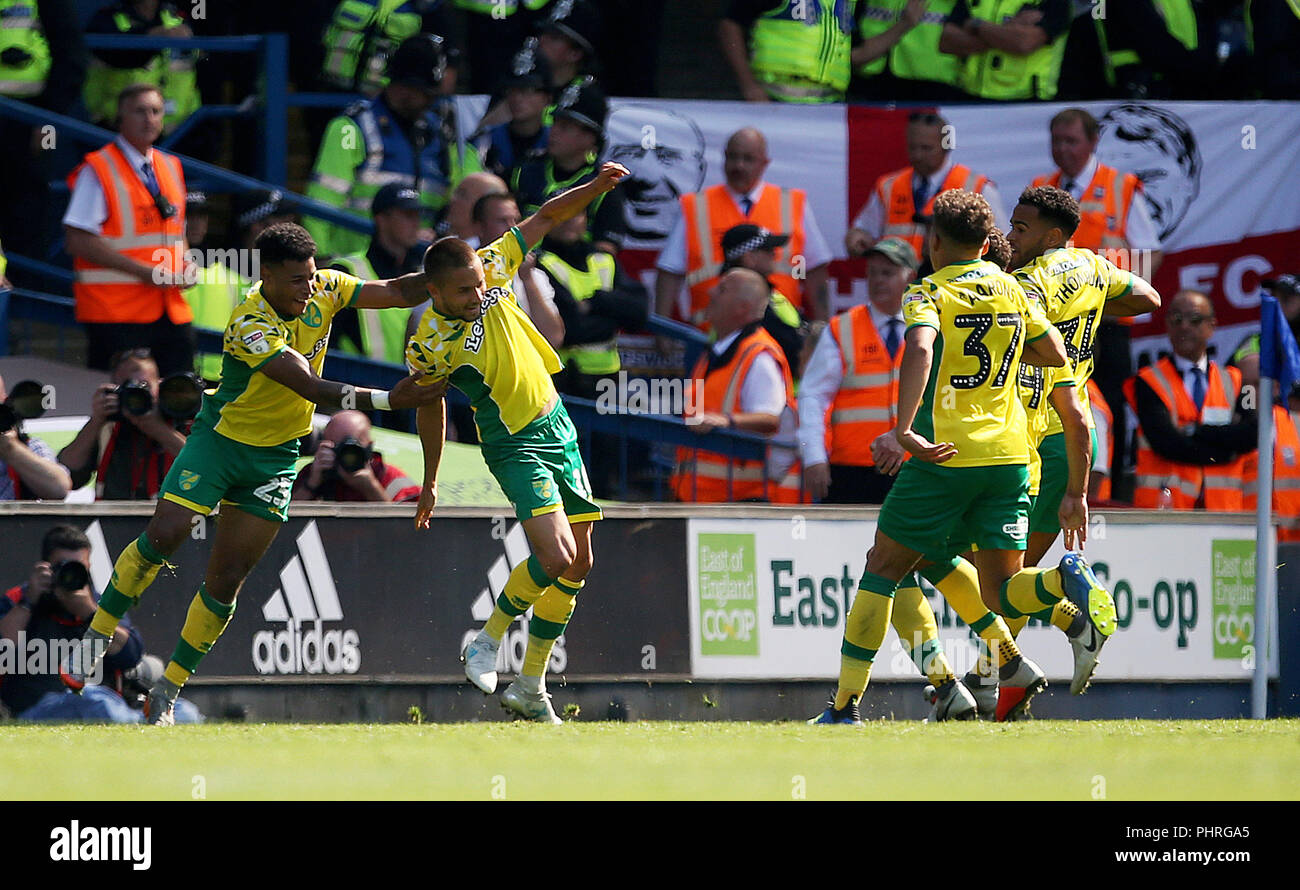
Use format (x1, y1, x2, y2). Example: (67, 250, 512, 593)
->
(3, 720, 1297, 801)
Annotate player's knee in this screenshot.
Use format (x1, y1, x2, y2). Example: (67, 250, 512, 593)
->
(537, 545, 575, 581)
(567, 548, 593, 580)
(980, 588, 1001, 614)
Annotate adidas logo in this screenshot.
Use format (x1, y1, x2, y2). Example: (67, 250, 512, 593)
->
(252, 521, 360, 675)
(466, 521, 566, 675)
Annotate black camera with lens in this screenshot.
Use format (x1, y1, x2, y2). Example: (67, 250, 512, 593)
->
(109, 373, 204, 422)
(0, 379, 47, 434)
(51, 559, 91, 594)
(333, 437, 373, 474)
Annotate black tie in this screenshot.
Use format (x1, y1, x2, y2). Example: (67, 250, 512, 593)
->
(141, 161, 161, 199)
(1062, 178, 1077, 195)
(913, 176, 929, 210)
(740, 196, 753, 216)
(884, 319, 902, 359)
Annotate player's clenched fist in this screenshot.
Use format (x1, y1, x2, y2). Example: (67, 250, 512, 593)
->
(389, 372, 447, 410)
(414, 481, 437, 529)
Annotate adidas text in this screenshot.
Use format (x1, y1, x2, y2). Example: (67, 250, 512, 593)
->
(253, 619, 360, 675)
(49, 821, 150, 871)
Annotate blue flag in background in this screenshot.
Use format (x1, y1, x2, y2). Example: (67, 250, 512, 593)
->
(1261, 294, 1300, 396)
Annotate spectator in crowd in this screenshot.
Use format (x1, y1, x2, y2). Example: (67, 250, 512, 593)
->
(672, 268, 804, 504)
(535, 209, 649, 498)
(718, 0, 855, 103)
(437, 171, 508, 240)
(718, 223, 804, 374)
(798, 237, 917, 504)
(456, 0, 550, 95)
(0, 525, 142, 720)
(513, 77, 626, 255)
(1034, 106, 1162, 495)
(327, 184, 430, 365)
(306, 34, 476, 260)
(181, 191, 231, 381)
(0, 374, 71, 501)
(0, 0, 85, 272)
(656, 127, 832, 335)
(84, 0, 200, 135)
(64, 84, 195, 377)
(1230, 333, 1300, 540)
(1086, 378, 1114, 501)
(1247, 0, 1300, 99)
(939, 0, 1072, 101)
(536, 0, 604, 94)
(851, 0, 966, 102)
(57, 349, 190, 501)
(846, 111, 1004, 261)
(293, 410, 419, 503)
(1263, 273, 1300, 344)
(478, 42, 553, 184)
(1123, 289, 1256, 509)
(318, 0, 457, 96)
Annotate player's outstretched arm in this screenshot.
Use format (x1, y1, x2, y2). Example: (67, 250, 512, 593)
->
(893, 326, 958, 463)
(1021, 326, 1068, 368)
(1103, 276, 1161, 317)
(517, 162, 630, 248)
(1049, 382, 1093, 550)
(259, 350, 447, 411)
(352, 271, 434, 310)
(414, 400, 446, 529)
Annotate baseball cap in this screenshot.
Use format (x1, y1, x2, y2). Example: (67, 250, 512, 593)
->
(387, 34, 447, 90)
(372, 183, 423, 215)
(867, 236, 919, 271)
(502, 38, 552, 92)
(553, 77, 607, 137)
(722, 224, 789, 262)
(540, 0, 601, 58)
(1263, 273, 1300, 295)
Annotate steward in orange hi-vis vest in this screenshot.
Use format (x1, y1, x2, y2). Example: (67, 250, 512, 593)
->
(824, 305, 901, 466)
(682, 184, 806, 325)
(673, 324, 805, 503)
(877, 163, 990, 256)
(68, 142, 191, 325)
(1244, 405, 1300, 542)
(1123, 357, 1246, 510)
(1032, 164, 1141, 253)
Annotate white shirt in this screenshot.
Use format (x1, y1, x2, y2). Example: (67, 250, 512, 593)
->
(63, 137, 166, 235)
(1090, 394, 1112, 480)
(1170, 352, 1211, 404)
(655, 181, 832, 275)
(710, 327, 788, 419)
(1056, 154, 1161, 251)
(851, 156, 1006, 239)
(797, 302, 902, 466)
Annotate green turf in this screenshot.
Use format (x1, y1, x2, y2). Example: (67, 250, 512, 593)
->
(2, 720, 1297, 801)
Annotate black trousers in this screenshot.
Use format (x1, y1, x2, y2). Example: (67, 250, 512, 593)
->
(824, 463, 897, 505)
(85, 319, 196, 377)
(1092, 320, 1134, 500)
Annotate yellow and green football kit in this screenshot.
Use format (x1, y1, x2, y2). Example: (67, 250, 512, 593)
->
(1016, 248, 1132, 534)
(405, 227, 600, 524)
(159, 268, 362, 522)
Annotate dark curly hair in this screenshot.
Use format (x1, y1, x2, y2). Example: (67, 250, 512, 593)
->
(253, 222, 317, 265)
(984, 226, 1013, 271)
(1016, 186, 1081, 239)
(932, 189, 993, 249)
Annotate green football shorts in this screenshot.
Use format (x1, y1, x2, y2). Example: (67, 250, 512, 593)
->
(878, 460, 1030, 556)
(1028, 427, 1100, 535)
(160, 424, 299, 523)
(480, 400, 602, 524)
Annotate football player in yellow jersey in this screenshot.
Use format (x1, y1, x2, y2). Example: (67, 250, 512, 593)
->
(815, 191, 1116, 724)
(62, 223, 447, 724)
(1008, 186, 1161, 567)
(409, 162, 629, 723)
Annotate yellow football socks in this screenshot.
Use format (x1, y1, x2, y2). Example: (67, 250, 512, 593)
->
(522, 577, 582, 679)
(163, 584, 235, 688)
(921, 558, 1022, 675)
(484, 555, 552, 641)
(90, 533, 167, 638)
(835, 571, 898, 710)
(891, 578, 956, 688)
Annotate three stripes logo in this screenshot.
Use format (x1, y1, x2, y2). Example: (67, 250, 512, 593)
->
(465, 520, 566, 674)
(252, 522, 360, 674)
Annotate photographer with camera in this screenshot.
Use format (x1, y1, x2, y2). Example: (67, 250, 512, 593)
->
(0, 374, 72, 501)
(0, 525, 142, 719)
(293, 410, 419, 503)
(59, 349, 200, 500)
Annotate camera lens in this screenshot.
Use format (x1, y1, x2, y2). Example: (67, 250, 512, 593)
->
(158, 373, 203, 420)
(53, 560, 91, 593)
(117, 380, 154, 416)
(335, 438, 371, 474)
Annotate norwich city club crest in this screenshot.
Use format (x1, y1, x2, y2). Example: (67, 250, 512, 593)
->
(533, 478, 553, 501)
(179, 470, 201, 491)
(303, 303, 323, 327)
